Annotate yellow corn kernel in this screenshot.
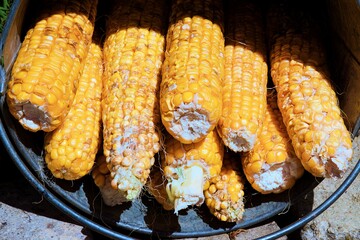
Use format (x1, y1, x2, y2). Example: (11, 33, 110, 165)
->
(204, 150, 245, 222)
(162, 130, 224, 214)
(218, 0, 268, 153)
(44, 41, 103, 180)
(6, 0, 98, 132)
(102, 0, 167, 202)
(267, 3, 353, 178)
(242, 91, 304, 194)
(160, 0, 225, 144)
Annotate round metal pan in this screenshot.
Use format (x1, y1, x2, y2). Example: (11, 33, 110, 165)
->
(1, 0, 359, 239)
(0, 96, 321, 238)
(1, 88, 359, 240)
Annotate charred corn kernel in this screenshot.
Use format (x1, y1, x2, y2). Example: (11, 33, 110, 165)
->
(204, 150, 245, 222)
(267, 3, 353, 178)
(6, 0, 98, 132)
(160, 0, 225, 144)
(162, 130, 224, 214)
(91, 155, 127, 206)
(242, 91, 304, 194)
(218, 0, 268, 153)
(102, 0, 167, 202)
(44, 41, 103, 180)
(146, 165, 174, 211)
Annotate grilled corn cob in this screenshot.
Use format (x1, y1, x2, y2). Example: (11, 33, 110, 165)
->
(162, 130, 224, 214)
(160, 0, 225, 144)
(92, 155, 127, 206)
(267, 3, 353, 178)
(7, 0, 98, 132)
(102, 0, 167, 202)
(204, 150, 245, 222)
(242, 91, 304, 194)
(146, 163, 174, 211)
(44, 41, 103, 180)
(218, 0, 268, 152)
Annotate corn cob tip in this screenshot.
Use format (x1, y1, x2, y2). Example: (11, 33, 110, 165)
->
(110, 167, 144, 201)
(101, 175, 128, 206)
(206, 198, 245, 222)
(165, 164, 205, 214)
(92, 155, 127, 206)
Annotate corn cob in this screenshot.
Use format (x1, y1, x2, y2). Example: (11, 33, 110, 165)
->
(204, 150, 245, 222)
(92, 155, 127, 206)
(162, 130, 224, 214)
(160, 0, 225, 144)
(146, 164, 174, 211)
(267, 3, 353, 178)
(43, 41, 103, 180)
(218, 0, 268, 153)
(102, 0, 167, 202)
(6, 0, 98, 132)
(242, 91, 304, 194)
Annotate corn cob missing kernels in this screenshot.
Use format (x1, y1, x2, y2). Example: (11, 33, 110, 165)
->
(242, 91, 304, 194)
(160, 0, 225, 144)
(267, 3, 353, 178)
(44, 41, 103, 180)
(162, 130, 224, 214)
(204, 150, 245, 222)
(218, 0, 268, 153)
(7, 0, 98, 132)
(102, 0, 167, 202)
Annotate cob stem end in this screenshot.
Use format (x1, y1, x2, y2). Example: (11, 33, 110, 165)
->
(170, 101, 211, 143)
(223, 129, 256, 152)
(15, 102, 51, 132)
(100, 176, 128, 206)
(166, 165, 205, 214)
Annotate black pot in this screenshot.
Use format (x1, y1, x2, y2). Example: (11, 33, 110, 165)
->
(1, 1, 359, 239)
